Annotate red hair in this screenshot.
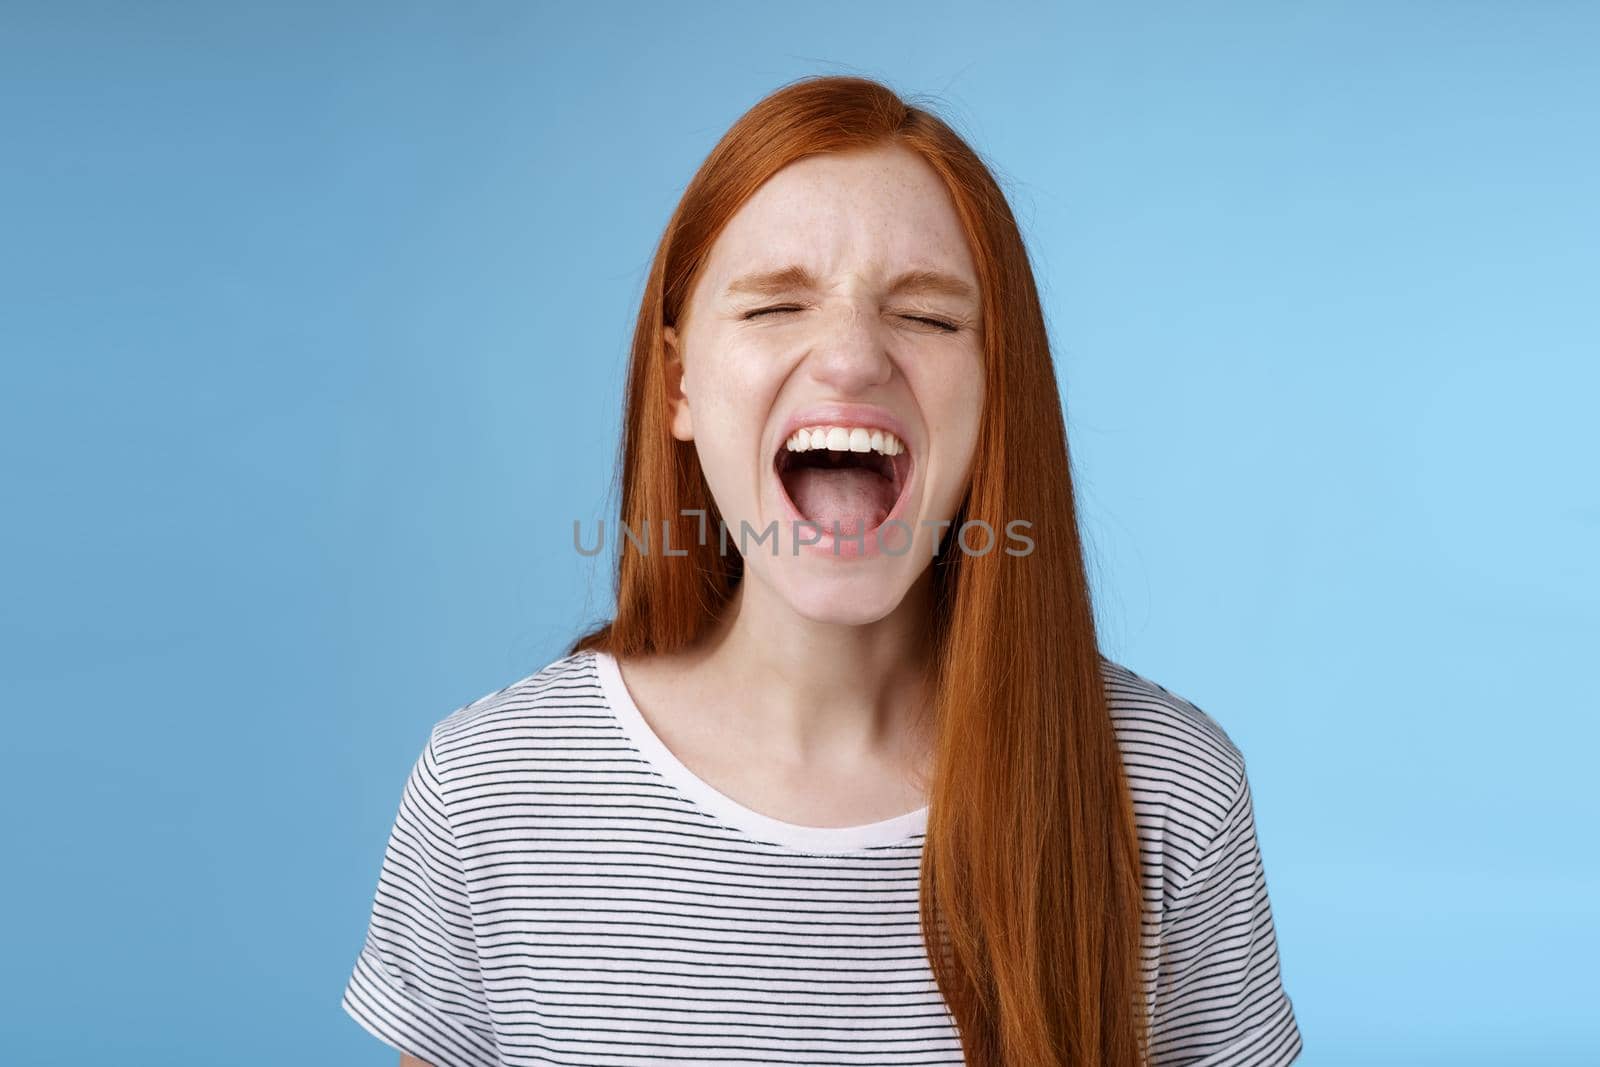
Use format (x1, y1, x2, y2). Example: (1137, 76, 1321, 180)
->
(571, 74, 1149, 1066)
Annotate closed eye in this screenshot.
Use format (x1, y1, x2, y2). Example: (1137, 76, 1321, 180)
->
(742, 305, 805, 320)
(743, 306, 961, 333)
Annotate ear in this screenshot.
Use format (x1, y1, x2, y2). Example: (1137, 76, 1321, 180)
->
(663, 324, 694, 442)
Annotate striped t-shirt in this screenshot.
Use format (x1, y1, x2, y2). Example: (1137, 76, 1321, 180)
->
(341, 649, 1302, 1066)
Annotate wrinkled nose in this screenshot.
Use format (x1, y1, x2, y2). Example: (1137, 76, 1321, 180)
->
(803, 305, 893, 393)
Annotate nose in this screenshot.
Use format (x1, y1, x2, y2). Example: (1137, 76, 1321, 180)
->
(803, 301, 894, 393)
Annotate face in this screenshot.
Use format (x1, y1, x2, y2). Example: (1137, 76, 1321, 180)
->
(664, 142, 985, 625)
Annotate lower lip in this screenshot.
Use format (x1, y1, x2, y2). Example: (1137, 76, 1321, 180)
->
(771, 454, 916, 560)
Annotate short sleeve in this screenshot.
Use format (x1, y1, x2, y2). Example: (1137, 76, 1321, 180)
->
(1150, 765, 1303, 1066)
(341, 730, 499, 1067)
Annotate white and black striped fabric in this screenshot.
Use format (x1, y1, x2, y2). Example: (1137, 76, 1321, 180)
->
(341, 649, 1301, 1066)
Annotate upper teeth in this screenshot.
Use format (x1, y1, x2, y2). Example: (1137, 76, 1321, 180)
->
(784, 425, 906, 456)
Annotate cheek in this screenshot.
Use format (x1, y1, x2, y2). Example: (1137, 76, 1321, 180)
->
(684, 345, 781, 481)
(686, 333, 785, 408)
(916, 357, 985, 449)
(911, 357, 985, 514)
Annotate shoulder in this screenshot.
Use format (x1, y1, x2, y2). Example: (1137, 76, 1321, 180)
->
(1096, 654, 1250, 888)
(424, 649, 607, 772)
(1098, 653, 1246, 791)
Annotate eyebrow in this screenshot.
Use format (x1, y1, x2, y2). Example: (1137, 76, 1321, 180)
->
(724, 265, 979, 303)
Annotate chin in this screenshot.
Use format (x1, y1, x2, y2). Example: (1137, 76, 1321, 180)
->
(762, 563, 918, 627)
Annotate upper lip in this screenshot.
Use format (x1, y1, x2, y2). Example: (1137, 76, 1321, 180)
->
(773, 402, 915, 458)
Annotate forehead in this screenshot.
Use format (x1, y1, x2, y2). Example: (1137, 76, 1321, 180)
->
(698, 143, 977, 292)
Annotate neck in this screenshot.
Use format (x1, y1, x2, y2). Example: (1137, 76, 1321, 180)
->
(689, 570, 936, 769)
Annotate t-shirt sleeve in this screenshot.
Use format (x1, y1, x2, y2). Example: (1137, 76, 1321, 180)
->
(1149, 764, 1303, 1066)
(340, 729, 499, 1067)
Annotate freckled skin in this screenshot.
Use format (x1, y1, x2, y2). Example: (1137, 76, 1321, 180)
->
(664, 143, 985, 625)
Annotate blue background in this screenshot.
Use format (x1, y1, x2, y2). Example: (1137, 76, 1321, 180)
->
(3, 2, 1595, 1063)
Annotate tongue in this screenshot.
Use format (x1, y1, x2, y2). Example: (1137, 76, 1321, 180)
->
(788, 467, 895, 536)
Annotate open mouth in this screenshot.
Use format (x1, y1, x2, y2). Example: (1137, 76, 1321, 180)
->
(773, 428, 913, 538)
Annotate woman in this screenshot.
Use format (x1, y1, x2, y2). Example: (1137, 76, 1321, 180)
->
(341, 75, 1302, 1067)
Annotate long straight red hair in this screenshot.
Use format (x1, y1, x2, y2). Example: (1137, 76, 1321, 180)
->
(570, 74, 1149, 1066)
